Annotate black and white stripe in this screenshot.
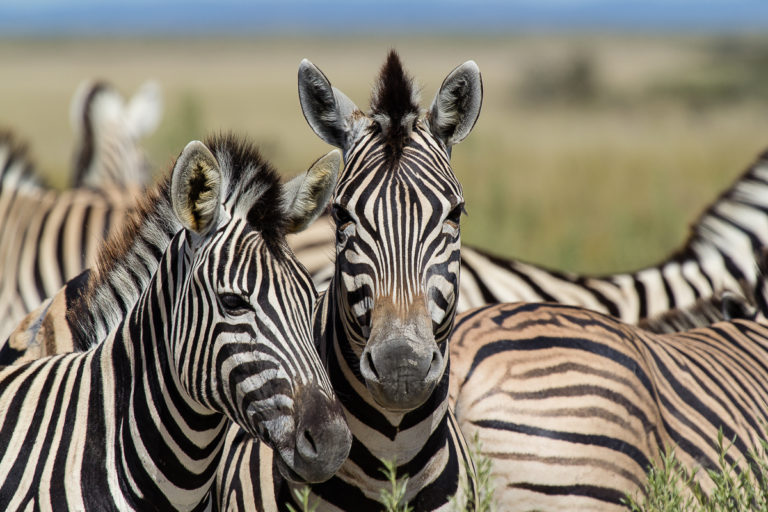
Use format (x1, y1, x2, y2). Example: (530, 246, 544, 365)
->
(0, 135, 350, 510)
(214, 51, 482, 511)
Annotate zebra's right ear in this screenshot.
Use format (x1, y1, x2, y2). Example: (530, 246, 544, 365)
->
(282, 149, 341, 234)
(298, 59, 362, 151)
(170, 141, 222, 237)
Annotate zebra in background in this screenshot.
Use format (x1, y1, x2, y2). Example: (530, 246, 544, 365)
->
(69, 79, 162, 188)
(448, 255, 768, 511)
(0, 132, 139, 343)
(288, 133, 768, 327)
(0, 134, 351, 510)
(0, 79, 161, 343)
(637, 288, 759, 334)
(213, 51, 482, 511)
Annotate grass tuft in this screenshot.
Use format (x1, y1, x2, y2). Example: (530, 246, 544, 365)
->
(624, 430, 768, 512)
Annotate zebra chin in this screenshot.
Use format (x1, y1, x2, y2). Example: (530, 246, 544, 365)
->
(246, 385, 352, 484)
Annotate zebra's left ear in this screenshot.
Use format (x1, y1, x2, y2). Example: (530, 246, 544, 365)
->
(282, 149, 341, 234)
(170, 141, 222, 237)
(428, 60, 483, 148)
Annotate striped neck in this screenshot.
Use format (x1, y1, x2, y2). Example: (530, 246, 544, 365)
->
(99, 234, 227, 510)
(67, 178, 177, 349)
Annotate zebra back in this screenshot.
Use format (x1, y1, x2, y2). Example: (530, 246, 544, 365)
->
(449, 290, 768, 511)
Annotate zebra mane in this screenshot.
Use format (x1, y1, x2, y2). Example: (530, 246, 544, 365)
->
(370, 50, 421, 159)
(0, 130, 44, 190)
(67, 133, 287, 349)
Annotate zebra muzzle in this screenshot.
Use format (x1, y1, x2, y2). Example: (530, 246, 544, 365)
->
(360, 336, 443, 412)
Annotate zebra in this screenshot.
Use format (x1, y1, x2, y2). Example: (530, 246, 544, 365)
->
(211, 51, 483, 511)
(69, 78, 162, 188)
(0, 131, 140, 344)
(288, 133, 768, 327)
(4, 138, 343, 362)
(0, 79, 160, 343)
(0, 134, 352, 510)
(448, 259, 768, 511)
(637, 288, 758, 334)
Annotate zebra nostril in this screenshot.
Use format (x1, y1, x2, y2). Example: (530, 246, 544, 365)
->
(365, 351, 380, 381)
(298, 428, 318, 460)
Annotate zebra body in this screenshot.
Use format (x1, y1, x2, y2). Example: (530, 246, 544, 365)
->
(289, 145, 768, 325)
(0, 80, 160, 343)
(0, 135, 350, 510)
(449, 297, 768, 511)
(213, 52, 482, 511)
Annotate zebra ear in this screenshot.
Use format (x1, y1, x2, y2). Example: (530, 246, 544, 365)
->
(170, 141, 222, 237)
(282, 149, 341, 234)
(124, 80, 163, 139)
(298, 59, 361, 150)
(428, 60, 483, 148)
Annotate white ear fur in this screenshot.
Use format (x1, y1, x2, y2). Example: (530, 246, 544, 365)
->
(170, 141, 222, 236)
(282, 149, 341, 233)
(428, 60, 483, 148)
(298, 59, 361, 150)
(125, 80, 163, 138)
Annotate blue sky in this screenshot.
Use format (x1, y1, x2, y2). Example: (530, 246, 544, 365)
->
(2, 0, 768, 36)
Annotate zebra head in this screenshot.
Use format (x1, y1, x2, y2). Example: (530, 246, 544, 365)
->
(168, 137, 351, 483)
(298, 51, 482, 412)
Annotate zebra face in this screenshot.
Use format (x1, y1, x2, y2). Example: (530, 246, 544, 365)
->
(169, 139, 350, 484)
(298, 51, 481, 412)
(331, 127, 464, 411)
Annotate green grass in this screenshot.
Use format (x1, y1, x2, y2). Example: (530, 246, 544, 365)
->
(624, 430, 768, 511)
(285, 433, 497, 511)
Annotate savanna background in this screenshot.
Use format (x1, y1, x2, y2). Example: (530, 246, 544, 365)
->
(3, 1, 768, 275)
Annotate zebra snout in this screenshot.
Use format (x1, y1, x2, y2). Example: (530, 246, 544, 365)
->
(360, 337, 443, 412)
(289, 385, 352, 483)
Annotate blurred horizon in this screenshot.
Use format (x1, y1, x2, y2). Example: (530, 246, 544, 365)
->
(3, 0, 768, 36)
(4, 3, 768, 273)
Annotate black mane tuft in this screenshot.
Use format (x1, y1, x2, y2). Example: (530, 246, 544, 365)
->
(370, 50, 421, 159)
(204, 133, 287, 249)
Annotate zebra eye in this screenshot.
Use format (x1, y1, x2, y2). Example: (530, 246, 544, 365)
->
(331, 204, 355, 230)
(444, 203, 464, 231)
(219, 293, 252, 315)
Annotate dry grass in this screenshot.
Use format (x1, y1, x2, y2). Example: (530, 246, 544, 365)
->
(2, 34, 768, 273)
